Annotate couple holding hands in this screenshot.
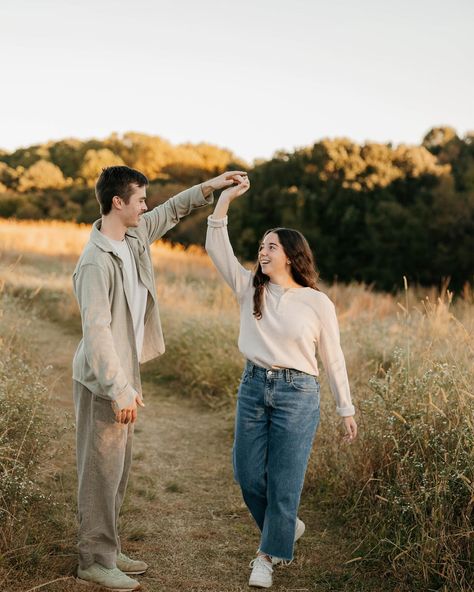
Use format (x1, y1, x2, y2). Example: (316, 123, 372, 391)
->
(72, 167, 357, 590)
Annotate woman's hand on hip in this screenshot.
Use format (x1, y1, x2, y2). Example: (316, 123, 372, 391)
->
(342, 416, 357, 443)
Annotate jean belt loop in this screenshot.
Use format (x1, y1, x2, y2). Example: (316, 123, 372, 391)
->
(285, 368, 290, 382)
(249, 362, 255, 378)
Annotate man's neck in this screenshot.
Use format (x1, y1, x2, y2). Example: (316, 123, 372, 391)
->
(100, 215, 126, 241)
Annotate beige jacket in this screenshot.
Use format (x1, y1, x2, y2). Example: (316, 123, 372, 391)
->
(72, 184, 213, 410)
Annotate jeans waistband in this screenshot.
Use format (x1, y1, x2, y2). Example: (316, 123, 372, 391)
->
(245, 360, 317, 381)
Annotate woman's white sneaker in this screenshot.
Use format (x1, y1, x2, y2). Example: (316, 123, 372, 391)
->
(294, 517, 306, 542)
(249, 555, 273, 588)
(272, 518, 305, 566)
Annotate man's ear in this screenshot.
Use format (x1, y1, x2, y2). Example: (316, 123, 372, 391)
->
(112, 195, 123, 210)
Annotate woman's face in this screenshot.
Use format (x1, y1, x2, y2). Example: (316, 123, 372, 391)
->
(258, 231, 290, 278)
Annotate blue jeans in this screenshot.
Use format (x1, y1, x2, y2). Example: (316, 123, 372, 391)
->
(233, 360, 320, 560)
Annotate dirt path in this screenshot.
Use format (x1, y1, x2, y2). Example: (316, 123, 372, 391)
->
(12, 313, 378, 592)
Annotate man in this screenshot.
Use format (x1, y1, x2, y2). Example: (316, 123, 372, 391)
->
(72, 166, 245, 591)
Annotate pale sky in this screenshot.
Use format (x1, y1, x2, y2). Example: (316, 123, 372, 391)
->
(0, 0, 472, 163)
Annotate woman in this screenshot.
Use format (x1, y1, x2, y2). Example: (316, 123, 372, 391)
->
(205, 174, 357, 589)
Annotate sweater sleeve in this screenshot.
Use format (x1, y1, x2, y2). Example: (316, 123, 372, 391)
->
(205, 215, 252, 297)
(315, 294, 355, 417)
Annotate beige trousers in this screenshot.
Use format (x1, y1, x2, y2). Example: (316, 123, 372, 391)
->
(73, 380, 134, 569)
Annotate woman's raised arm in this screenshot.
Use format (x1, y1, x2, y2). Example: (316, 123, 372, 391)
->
(205, 174, 252, 296)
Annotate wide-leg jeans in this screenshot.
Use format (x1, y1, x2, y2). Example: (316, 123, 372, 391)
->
(233, 361, 320, 561)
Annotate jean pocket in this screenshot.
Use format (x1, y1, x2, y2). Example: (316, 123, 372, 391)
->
(290, 374, 319, 392)
(240, 369, 250, 384)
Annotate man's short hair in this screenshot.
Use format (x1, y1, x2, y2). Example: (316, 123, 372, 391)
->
(95, 166, 149, 215)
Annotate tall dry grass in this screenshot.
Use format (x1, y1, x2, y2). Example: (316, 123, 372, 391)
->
(0, 217, 214, 275)
(0, 291, 74, 586)
(1, 217, 473, 589)
(309, 289, 474, 590)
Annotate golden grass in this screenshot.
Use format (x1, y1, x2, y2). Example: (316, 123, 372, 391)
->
(0, 217, 439, 322)
(0, 217, 213, 272)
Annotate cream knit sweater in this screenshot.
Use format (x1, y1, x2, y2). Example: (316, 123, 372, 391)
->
(206, 215, 355, 417)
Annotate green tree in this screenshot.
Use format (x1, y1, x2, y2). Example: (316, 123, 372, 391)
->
(48, 138, 84, 178)
(118, 132, 174, 179)
(0, 162, 19, 191)
(79, 149, 125, 186)
(422, 126, 458, 152)
(17, 160, 70, 192)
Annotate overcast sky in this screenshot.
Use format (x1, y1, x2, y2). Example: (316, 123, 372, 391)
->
(1, 0, 472, 163)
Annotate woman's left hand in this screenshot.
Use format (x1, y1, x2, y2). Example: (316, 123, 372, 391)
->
(220, 173, 250, 202)
(342, 416, 358, 443)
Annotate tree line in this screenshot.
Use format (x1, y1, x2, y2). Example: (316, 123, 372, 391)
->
(0, 127, 472, 290)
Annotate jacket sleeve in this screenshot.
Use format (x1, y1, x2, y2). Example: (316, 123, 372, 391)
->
(73, 263, 137, 410)
(143, 184, 213, 244)
(205, 215, 252, 297)
(315, 294, 356, 417)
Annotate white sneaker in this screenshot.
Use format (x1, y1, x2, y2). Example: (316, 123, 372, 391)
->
(249, 555, 273, 588)
(272, 518, 305, 566)
(76, 563, 141, 590)
(295, 517, 306, 542)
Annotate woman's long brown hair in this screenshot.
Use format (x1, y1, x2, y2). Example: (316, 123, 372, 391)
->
(253, 228, 319, 320)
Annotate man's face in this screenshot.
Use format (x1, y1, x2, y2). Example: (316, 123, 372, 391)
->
(120, 184, 148, 227)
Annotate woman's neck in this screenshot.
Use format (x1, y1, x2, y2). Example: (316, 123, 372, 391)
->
(267, 271, 302, 289)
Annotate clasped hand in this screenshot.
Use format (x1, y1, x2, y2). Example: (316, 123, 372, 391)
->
(202, 170, 250, 198)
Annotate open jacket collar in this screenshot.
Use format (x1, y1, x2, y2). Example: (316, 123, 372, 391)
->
(90, 219, 140, 253)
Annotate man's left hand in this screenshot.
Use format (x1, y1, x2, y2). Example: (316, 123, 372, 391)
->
(201, 170, 248, 197)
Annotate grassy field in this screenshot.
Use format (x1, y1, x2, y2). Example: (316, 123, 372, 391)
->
(0, 218, 473, 591)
